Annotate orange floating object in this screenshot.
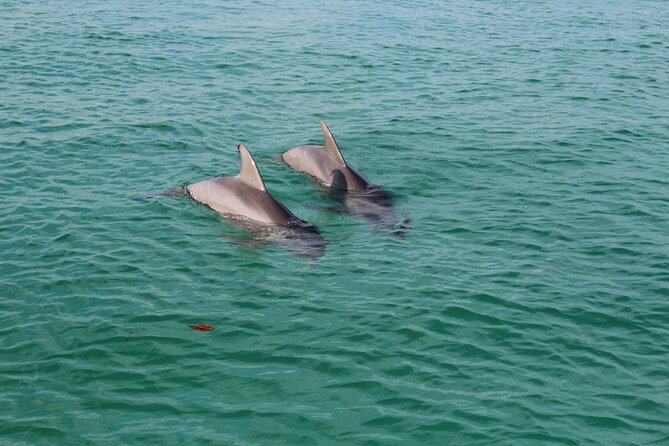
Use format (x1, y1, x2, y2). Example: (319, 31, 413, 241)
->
(190, 324, 214, 331)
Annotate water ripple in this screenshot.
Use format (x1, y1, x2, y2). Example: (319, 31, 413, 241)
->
(2, 0, 669, 444)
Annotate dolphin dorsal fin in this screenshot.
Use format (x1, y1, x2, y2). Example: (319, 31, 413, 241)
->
(237, 144, 266, 191)
(320, 120, 346, 165)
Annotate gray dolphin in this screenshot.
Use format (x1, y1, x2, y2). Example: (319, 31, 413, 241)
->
(282, 121, 410, 235)
(187, 144, 327, 258)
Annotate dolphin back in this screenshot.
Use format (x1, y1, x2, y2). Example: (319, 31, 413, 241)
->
(282, 120, 374, 191)
(188, 145, 298, 225)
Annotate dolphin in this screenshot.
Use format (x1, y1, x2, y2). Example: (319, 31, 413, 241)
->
(187, 144, 327, 258)
(282, 121, 410, 234)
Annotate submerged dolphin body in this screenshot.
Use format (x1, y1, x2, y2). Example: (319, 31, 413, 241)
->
(282, 121, 409, 234)
(187, 144, 327, 258)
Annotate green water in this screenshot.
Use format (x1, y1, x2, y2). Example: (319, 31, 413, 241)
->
(2, 0, 668, 444)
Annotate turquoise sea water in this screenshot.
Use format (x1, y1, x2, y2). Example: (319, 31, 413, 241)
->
(2, 0, 669, 444)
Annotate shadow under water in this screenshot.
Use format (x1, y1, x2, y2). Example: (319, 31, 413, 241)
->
(328, 181, 411, 236)
(219, 216, 328, 260)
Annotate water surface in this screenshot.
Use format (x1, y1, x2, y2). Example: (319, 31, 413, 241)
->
(2, 0, 668, 444)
